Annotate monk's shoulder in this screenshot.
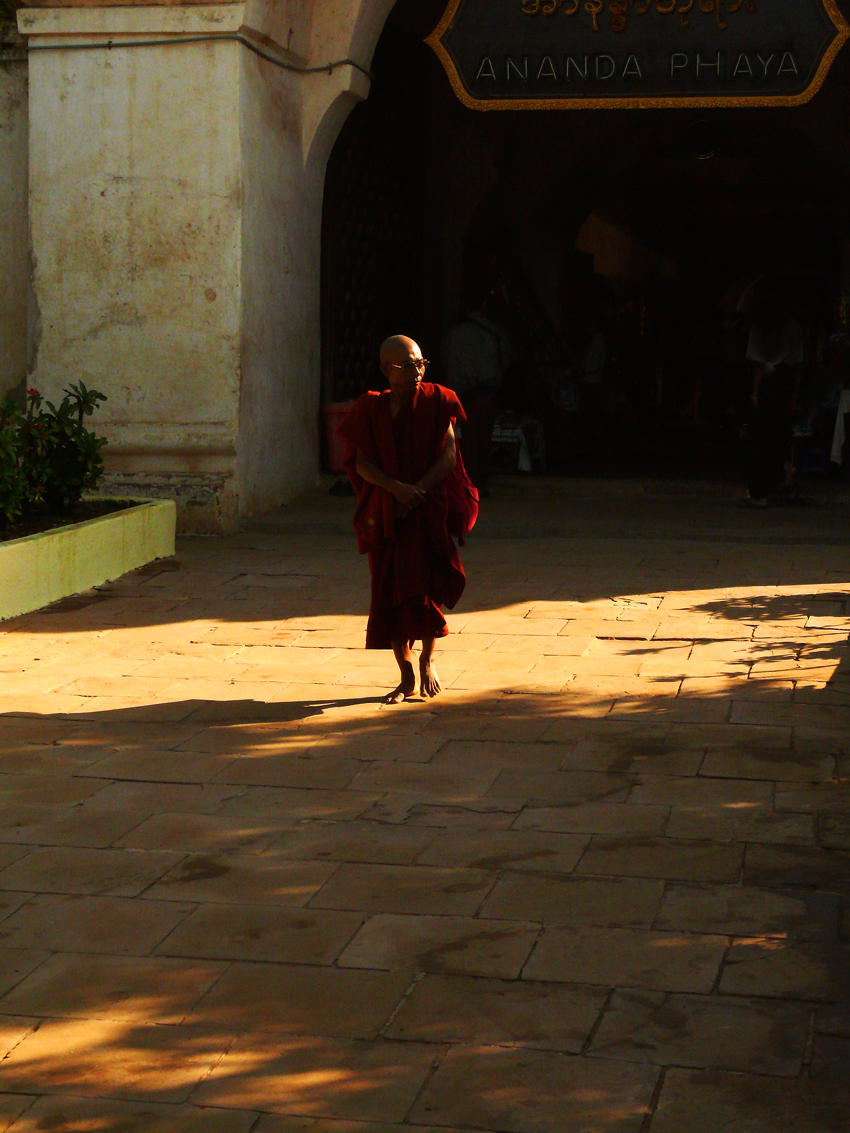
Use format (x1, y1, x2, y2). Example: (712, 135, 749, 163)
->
(340, 389, 384, 445)
(421, 382, 464, 418)
(421, 382, 460, 404)
(350, 388, 388, 420)
(355, 389, 386, 407)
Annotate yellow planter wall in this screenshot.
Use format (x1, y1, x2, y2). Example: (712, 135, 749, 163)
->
(0, 499, 176, 621)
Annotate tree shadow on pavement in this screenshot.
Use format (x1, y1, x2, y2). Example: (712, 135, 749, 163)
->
(2, 494, 850, 1129)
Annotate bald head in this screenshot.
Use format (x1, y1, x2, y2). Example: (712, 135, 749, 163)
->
(380, 335, 422, 366)
(379, 334, 427, 400)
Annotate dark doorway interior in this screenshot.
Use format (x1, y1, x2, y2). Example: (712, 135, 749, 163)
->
(320, 21, 427, 405)
(321, 1, 850, 481)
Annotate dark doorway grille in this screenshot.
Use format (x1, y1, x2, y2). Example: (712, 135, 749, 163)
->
(321, 26, 427, 405)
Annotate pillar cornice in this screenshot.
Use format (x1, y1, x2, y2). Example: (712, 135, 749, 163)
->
(18, 3, 246, 35)
(12, 0, 242, 8)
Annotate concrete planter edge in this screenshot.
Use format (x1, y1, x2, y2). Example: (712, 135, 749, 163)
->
(0, 498, 177, 622)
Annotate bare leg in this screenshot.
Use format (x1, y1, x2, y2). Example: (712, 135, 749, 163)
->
(385, 639, 416, 704)
(419, 636, 442, 698)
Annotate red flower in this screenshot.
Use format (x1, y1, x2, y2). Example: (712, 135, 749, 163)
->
(27, 388, 38, 397)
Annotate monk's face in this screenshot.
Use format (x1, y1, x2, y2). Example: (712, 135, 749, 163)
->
(380, 337, 426, 400)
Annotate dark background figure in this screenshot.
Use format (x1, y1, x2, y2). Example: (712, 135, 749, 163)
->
(740, 279, 805, 506)
(441, 288, 514, 494)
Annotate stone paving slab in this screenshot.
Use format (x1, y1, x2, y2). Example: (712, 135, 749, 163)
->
(574, 834, 744, 882)
(744, 843, 850, 888)
(253, 1120, 485, 1133)
(270, 819, 438, 864)
(409, 1044, 659, 1132)
(115, 811, 286, 855)
(4, 1097, 260, 1133)
(416, 828, 587, 873)
(0, 802, 153, 849)
(514, 800, 669, 836)
(648, 1067, 849, 1133)
(587, 989, 811, 1076)
(0, 952, 226, 1023)
(0, 893, 196, 955)
(146, 851, 339, 906)
(655, 883, 839, 940)
(0, 846, 27, 873)
(76, 780, 247, 814)
(0, 1017, 236, 1102)
(0, 1094, 33, 1132)
(157, 901, 364, 965)
(719, 937, 847, 1001)
(0, 949, 49, 997)
(337, 912, 540, 977)
(522, 925, 727, 993)
(481, 872, 665, 927)
(485, 768, 633, 804)
(384, 972, 606, 1050)
(308, 863, 495, 916)
(2, 482, 850, 1128)
(186, 963, 412, 1038)
(192, 1035, 438, 1121)
(83, 747, 235, 783)
(0, 846, 183, 897)
(665, 804, 815, 844)
(363, 793, 521, 828)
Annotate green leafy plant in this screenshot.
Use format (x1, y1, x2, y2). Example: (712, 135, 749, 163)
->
(0, 397, 27, 528)
(0, 382, 108, 529)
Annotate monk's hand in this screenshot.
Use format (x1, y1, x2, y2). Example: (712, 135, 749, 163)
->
(394, 482, 426, 513)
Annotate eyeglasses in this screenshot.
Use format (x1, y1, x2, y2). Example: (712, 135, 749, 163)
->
(387, 359, 429, 373)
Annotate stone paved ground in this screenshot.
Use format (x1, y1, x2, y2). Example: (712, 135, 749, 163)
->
(1, 476, 849, 1132)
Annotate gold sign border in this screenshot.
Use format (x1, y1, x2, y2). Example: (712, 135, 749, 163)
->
(425, 0, 850, 110)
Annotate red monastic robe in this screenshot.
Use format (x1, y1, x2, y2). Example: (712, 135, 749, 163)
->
(338, 383, 467, 649)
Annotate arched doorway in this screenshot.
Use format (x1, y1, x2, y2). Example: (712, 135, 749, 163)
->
(321, 0, 850, 479)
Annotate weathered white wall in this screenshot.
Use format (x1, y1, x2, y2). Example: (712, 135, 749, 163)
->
(237, 50, 319, 515)
(236, 1, 372, 517)
(308, 0, 394, 71)
(16, 0, 386, 530)
(0, 47, 29, 399)
(21, 5, 245, 529)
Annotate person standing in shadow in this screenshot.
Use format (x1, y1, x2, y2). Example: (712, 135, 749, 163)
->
(739, 281, 805, 508)
(442, 288, 514, 496)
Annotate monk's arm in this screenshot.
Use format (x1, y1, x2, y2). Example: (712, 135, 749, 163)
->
(416, 423, 457, 494)
(355, 453, 426, 510)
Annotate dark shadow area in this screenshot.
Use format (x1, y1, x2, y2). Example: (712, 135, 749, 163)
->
(321, 0, 850, 490)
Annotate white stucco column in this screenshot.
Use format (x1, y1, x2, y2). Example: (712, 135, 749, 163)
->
(235, 35, 370, 523)
(20, 5, 246, 529)
(18, 1, 376, 530)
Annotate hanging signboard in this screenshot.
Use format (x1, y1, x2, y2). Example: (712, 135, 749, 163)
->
(426, 0, 850, 109)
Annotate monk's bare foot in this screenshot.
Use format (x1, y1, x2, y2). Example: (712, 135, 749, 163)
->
(385, 661, 416, 704)
(420, 658, 442, 698)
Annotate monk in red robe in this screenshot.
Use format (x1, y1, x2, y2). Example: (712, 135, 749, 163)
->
(339, 335, 467, 703)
